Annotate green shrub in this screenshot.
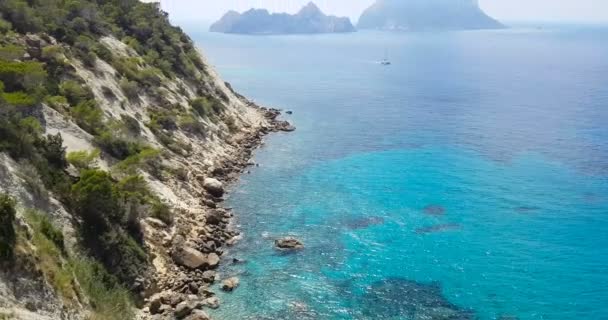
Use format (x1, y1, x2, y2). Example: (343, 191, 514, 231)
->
(2, 91, 37, 107)
(113, 57, 141, 83)
(121, 115, 141, 135)
(148, 109, 177, 131)
(0, 0, 43, 33)
(38, 133, 68, 169)
(150, 201, 172, 225)
(71, 258, 134, 320)
(44, 95, 69, 113)
(17, 163, 48, 202)
(114, 148, 160, 174)
(24, 210, 74, 301)
(0, 60, 47, 92)
(72, 169, 148, 286)
(94, 131, 143, 160)
(0, 17, 12, 33)
(191, 96, 224, 118)
(72, 169, 119, 228)
(119, 79, 139, 101)
(26, 209, 64, 251)
(0, 194, 16, 260)
(72, 100, 104, 134)
(0, 45, 25, 60)
(41, 45, 65, 62)
(138, 67, 162, 86)
(59, 80, 93, 106)
(66, 149, 100, 169)
(178, 113, 205, 135)
(0, 113, 40, 159)
(93, 43, 113, 63)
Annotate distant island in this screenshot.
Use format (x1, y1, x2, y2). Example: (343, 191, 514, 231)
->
(358, 0, 505, 31)
(210, 2, 356, 35)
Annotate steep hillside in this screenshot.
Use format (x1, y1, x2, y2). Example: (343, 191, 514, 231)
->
(0, 1, 292, 319)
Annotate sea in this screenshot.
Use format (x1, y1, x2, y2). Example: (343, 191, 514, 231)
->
(185, 24, 608, 320)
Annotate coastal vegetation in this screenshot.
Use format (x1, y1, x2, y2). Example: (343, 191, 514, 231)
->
(0, 0, 211, 316)
(0, 0, 289, 318)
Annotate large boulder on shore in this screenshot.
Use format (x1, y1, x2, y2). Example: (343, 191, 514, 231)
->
(203, 178, 225, 197)
(206, 209, 226, 225)
(205, 252, 221, 269)
(172, 246, 220, 269)
(275, 237, 304, 250)
(175, 301, 194, 319)
(173, 246, 207, 269)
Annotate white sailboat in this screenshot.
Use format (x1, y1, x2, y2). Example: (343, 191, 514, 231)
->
(381, 49, 391, 65)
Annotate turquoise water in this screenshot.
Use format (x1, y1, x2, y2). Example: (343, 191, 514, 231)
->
(188, 25, 608, 319)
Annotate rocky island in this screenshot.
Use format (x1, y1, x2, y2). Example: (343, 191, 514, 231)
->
(210, 2, 356, 35)
(358, 0, 505, 31)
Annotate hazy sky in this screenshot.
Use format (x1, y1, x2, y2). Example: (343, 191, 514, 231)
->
(160, 0, 608, 24)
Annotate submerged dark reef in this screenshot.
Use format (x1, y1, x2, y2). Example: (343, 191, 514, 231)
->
(360, 278, 475, 319)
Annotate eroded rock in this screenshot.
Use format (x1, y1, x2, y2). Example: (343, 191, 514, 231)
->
(221, 277, 240, 292)
(173, 246, 207, 269)
(203, 178, 224, 197)
(275, 237, 304, 250)
(175, 301, 194, 319)
(185, 310, 212, 320)
(202, 296, 220, 309)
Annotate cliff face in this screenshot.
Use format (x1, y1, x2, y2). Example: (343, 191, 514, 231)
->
(210, 2, 356, 35)
(358, 0, 504, 31)
(0, 1, 291, 319)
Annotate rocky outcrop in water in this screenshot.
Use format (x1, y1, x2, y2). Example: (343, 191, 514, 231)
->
(275, 237, 304, 250)
(358, 0, 505, 31)
(210, 2, 356, 35)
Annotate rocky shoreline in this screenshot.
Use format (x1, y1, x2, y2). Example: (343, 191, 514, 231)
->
(138, 106, 294, 320)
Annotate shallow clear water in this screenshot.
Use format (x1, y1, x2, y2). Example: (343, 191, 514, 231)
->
(188, 25, 608, 319)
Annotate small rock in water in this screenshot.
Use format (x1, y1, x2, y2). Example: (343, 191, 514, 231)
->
(275, 237, 304, 250)
(286, 110, 293, 114)
(221, 277, 240, 292)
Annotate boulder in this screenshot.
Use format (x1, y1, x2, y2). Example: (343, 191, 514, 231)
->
(173, 246, 207, 269)
(145, 217, 167, 229)
(148, 296, 163, 315)
(275, 237, 304, 250)
(202, 270, 217, 283)
(159, 291, 184, 307)
(202, 296, 220, 309)
(205, 209, 225, 225)
(175, 301, 194, 319)
(185, 310, 212, 320)
(205, 252, 220, 269)
(221, 277, 240, 292)
(203, 178, 225, 197)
